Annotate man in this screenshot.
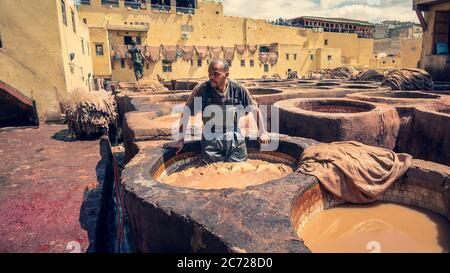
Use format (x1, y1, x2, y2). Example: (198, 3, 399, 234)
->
(163, 60, 271, 164)
(128, 40, 149, 81)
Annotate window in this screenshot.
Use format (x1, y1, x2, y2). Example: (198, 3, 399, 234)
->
(264, 64, 269, 72)
(250, 60, 254, 67)
(310, 55, 314, 61)
(61, 0, 67, 26)
(136, 36, 142, 45)
(293, 54, 297, 60)
(96, 44, 104, 56)
(162, 60, 172, 72)
(286, 53, 289, 60)
(241, 60, 245, 67)
(324, 39, 328, 46)
(71, 9, 76, 33)
(190, 60, 193, 66)
(83, 18, 87, 24)
(101, 0, 119, 7)
(0, 30, 2, 48)
(327, 55, 332, 61)
(81, 39, 85, 55)
(197, 59, 202, 67)
(121, 59, 126, 68)
(87, 42, 90, 56)
(124, 36, 133, 45)
(227, 60, 232, 67)
(259, 46, 270, 53)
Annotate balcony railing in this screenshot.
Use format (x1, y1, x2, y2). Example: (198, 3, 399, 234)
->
(101, 0, 119, 7)
(176, 6, 195, 14)
(151, 4, 172, 12)
(81, 0, 197, 14)
(124, 1, 144, 9)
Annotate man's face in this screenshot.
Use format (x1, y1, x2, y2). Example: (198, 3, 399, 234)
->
(208, 63, 228, 89)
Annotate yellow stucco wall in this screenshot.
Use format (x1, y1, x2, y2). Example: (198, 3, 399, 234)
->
(0, 0, 94, 120)
(400, 37, 422, 68)
(79, 0, 374, 81)
(57, 0, 94, 105)
(89, 27, 112, 77)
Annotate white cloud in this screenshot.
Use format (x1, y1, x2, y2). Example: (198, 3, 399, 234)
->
(219, 0, 418, 23)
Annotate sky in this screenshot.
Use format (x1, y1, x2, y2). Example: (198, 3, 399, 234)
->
(220, 0, 419, 23)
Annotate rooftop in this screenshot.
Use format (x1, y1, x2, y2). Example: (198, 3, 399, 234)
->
(290, 16, 375, 27)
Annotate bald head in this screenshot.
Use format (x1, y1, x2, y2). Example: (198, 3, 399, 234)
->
(208, 59, 229, 91)
(208, 59, 229, 72)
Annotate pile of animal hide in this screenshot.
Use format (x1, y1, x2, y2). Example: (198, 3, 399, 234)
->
(134, 77, 169, 92)
(65, 88, 118, 139)
(381, 69, 434, 91)
(309, 66, 360, 80)
(354, 69, 385, 82)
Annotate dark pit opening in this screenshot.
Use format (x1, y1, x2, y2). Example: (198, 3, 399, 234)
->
(315, 82, 341, 87)
(248, 88, 283, 95)
(295, 100, 375, 113)
(298, 80, 315, 84)
(342, 85, 378, 89)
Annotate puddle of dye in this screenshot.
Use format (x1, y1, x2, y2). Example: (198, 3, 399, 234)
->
(161, 159, 294, 189)
(299, 202, 449, 253)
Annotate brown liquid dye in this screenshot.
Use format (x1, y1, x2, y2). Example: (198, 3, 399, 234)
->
(299, 202, 449, 253)
(161, 159, 294, 189)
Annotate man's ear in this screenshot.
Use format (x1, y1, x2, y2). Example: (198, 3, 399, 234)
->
(225, 71, 230, 77)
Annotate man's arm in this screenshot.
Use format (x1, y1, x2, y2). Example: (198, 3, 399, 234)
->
(241, 86, 271, 144)
(162, 83, 205, 153)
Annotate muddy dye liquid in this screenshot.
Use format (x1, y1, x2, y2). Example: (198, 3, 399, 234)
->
(299, 202, 449, 253)
(161, 159, 294, 190)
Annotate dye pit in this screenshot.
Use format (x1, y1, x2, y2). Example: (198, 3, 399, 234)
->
(342, 85, 379, 89)
(299, 202, 450, 253)
(248, 88, 283, 95)
(315, 82, 341, 87)
(159, 159, 294, 190)
(296, 99, 374, 113)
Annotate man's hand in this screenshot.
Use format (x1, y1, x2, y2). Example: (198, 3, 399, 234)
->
(258, 132, 271, 144)
(162, 139, 184, 154)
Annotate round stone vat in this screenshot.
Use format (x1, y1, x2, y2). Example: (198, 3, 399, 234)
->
(121, 136, 320, 252)
(298, 80, 317, 84)
(248, 87, 283, 96)
(155, 148, 296, 190)
(315, 82, 341, 87)
(347, 91, 442, 105)
(291, 160, 450, 253)
(404, 104, 450, 165)
(126, 93, 190, 113)
(171, 79, 202, 90)
(341, 84, 379, 90)
(274, 98, 400, 149)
